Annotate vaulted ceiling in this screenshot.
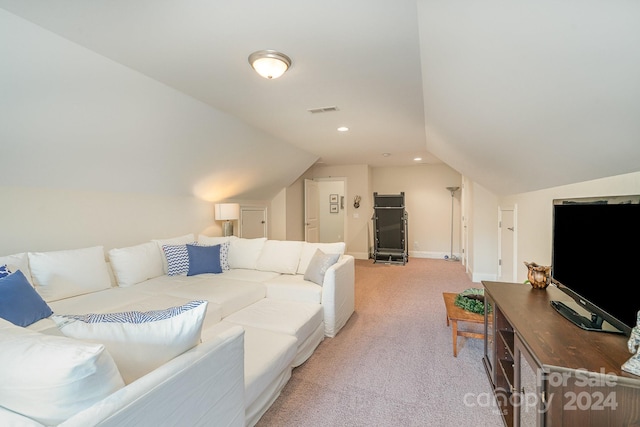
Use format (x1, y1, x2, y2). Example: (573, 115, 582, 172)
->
(1, 0, 639, 198)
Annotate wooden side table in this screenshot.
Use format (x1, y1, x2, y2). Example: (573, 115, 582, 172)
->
(442, 292, 485, 357)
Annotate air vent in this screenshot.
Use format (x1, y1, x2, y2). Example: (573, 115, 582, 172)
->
(307, 106, 339, 114)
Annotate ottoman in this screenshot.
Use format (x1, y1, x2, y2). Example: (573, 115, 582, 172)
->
(224, 298, 325, 366)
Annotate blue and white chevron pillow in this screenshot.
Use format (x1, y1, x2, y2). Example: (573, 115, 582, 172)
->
(53, 300, 208, 384)
(57, 300, 206, 324)
(162, 243, 194, 276)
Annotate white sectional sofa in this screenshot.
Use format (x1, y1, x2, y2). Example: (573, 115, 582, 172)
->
(0, 235, 355, 427)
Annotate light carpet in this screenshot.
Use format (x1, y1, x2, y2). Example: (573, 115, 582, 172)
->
(256, 258, 504, 427)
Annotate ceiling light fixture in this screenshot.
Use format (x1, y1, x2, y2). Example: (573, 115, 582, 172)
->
(248, 50, 292, 79)
(414, 157, 422, 161)
(337, 126, 349, 132)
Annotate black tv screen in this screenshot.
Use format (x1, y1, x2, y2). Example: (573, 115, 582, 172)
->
(552, 195, 640, 334)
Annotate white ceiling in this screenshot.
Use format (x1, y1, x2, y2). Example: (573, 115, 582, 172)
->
(2, 0, 640, 196)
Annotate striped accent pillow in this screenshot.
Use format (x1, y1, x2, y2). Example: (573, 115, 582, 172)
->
(59, 300, 205, 324)
(53, 300, 207, 384)
(162, 243, 195, 276)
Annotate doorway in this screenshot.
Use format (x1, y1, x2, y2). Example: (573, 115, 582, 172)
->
(498, 205, 517, 282)
(240, 207, 267, 238)
(304, 178, 346, 243)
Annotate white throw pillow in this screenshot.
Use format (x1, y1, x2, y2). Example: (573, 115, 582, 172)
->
(297, 242, 346, 275)
(303, 249, 341, 285)
(228, 237, 267, 270)
(53, 300, 208, 384)
(197, 235, 237, 245)
(28, 246, 112, 302)
(0, 252, 32, 285)
(152, 234, 196, 273)
(256, 240, 304, 274)
(0, 318, 124, 425)
(108, 242, 164, 287)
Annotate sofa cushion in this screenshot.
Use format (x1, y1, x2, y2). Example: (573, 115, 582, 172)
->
(303, 249, 341, 285)
(0, 252, 33, 284)
(197, 235, 237, 246)
(256, 240, 304, 274)
(28, 246, 112, 302)
(224, 298, 323, 348)
(296, 242, 346, 275)
(228, 237, 267, 269)
(152, 234, 196, 274)
(220, 268, 281, 283)
(163, 278, 266, 318)
(0, 270, 53, 327)
(187, 244, 222, 275)
(264, 274, 323, 304)
(53, 300, 208, 384)
(0, 318, 124, 426)
(108, 241, 164, 287)
(206, 321, 297, 411)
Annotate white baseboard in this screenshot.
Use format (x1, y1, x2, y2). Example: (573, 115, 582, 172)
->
(471, 272, 498, 283)
(348, 252, 370, 260)
(409, 251, 460, 260)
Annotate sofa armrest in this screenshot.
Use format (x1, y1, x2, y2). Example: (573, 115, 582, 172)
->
(60, 326, 245, 427)
(321, 255, 355, 337)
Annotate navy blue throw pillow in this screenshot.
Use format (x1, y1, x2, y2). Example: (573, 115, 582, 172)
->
(186, 244, 222, 276)
(0, 270, 53, 327)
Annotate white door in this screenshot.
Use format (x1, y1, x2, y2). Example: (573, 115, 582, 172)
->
(240, 207, 267, 238)
(304, 179, 319, 243)
(498, 206, 517, 282)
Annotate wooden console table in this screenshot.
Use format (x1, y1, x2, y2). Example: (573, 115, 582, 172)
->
(482, 281, 640, 427)
(442, 292, 485, 357)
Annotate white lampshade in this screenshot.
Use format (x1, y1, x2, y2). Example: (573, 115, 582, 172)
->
(214, 203, 240, 221)
(248, 50, 291, 79)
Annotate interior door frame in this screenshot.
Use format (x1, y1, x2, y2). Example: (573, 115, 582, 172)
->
(306, 177, 348, 244)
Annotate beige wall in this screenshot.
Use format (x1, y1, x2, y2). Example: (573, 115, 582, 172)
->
(371, 164, 462, 258)
(303, 163, 465, 260)
(283, 169, 314, 242)
(310, 164, 372, 258)
(465, 181, 499, 282)
(461, 171, 640, 284)
(0, 186, 217, 255)
(268, 189, 287, 240)
(496, 171, 640, 283)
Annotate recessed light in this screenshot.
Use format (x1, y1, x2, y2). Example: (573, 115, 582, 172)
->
(337, 126, 349, 132)
(414, 157, 422, 161)
(382, 153, 391, 157)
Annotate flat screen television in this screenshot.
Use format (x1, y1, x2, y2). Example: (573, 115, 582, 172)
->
(551, 195, 640, 336)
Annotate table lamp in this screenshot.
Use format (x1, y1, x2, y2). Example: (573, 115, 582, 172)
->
(215, 203, 240, 237)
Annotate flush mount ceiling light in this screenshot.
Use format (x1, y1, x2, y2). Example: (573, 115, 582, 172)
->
(248, 50, 292, 79)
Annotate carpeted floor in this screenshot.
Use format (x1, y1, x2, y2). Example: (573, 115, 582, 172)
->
(256, 258, 504, 427)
